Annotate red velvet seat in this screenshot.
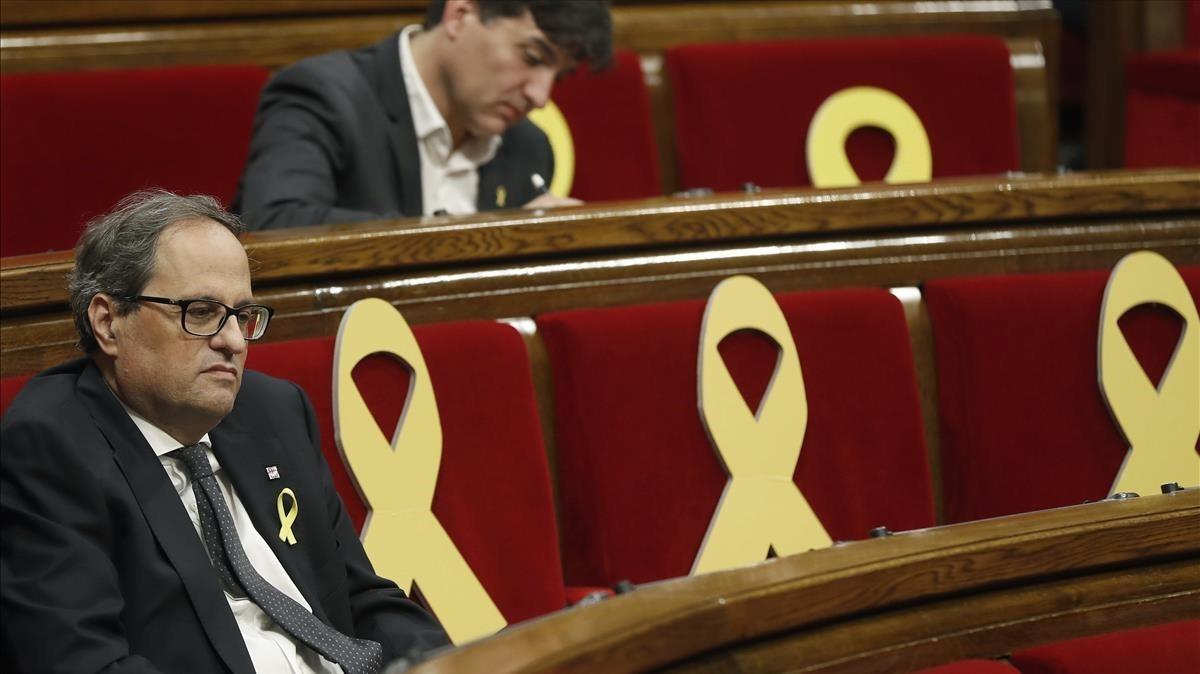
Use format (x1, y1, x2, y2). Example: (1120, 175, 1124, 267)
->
(1124, 49, 1200, 169)
(548, 48, 662, 201)
(665, 35, 1019, 192)
(925, 267, 1200, 525)
(1011, 620, 1200, 674)
(244, 321, 566, 624)
(0, 65, 269, 257)
(537, 287, 934, 587)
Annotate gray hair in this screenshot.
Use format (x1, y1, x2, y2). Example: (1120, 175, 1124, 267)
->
(68, 190, 245, 353)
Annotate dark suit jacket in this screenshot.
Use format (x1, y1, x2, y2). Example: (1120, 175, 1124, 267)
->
(0, 359, 448, 673)
(233, 30, 555, 230)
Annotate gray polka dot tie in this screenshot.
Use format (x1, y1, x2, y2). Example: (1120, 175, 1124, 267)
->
(172, 444, 383, 674)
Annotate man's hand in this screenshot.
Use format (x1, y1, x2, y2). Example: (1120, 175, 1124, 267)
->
(524, 193, 584, 210)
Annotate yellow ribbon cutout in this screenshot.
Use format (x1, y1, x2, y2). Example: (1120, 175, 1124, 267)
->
(1099, 251, 1200, 495)
(333, 298, 505, 644)
(276, 488, 298, 545)
(692, 275, 832, 576)
(806, 86, 932, 188)
(527, 100, 575, 197)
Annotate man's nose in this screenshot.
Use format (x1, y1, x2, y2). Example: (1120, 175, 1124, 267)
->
(523, 69, 555, 110)
(211, 315, 247, 353)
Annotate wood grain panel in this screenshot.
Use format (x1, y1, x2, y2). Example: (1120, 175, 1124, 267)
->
(404, 491, 1198, 673)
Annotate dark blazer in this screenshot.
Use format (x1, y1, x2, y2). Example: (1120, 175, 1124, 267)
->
(233, 30, 555, 230)
(0, 359, 448, 673)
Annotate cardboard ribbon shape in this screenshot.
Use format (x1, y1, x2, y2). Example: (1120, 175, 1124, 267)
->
(334, 298, 505, 644)
(692, 275, 832, 576)
(1099, 251, 1200, 494)
(276, 488, 298, 545)
(806, 86, 932, 188)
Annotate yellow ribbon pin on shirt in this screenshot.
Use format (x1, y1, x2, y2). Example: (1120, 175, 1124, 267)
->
(277, 488, 298, 545)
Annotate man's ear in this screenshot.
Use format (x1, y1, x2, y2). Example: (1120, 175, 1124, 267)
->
(88, 293, 120, 357)
(441, 0, 478, 39)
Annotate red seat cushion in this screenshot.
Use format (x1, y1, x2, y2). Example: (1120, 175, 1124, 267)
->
(0, 65, 269, 257)
(551, 48, 662, 201)
(925, 267, 1200, 524)
(247, 321, 566, 623)
(538, 287, 934, 587)
(666, 35, 1019, 192)
(1011, 621, 1200, 674)
(1124, 49, 1200, 169)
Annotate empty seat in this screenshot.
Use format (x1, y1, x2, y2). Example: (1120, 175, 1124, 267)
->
(540, 48, 662, 201)
(665, 35, 1019, 192)
(538, 286, 934, 587)
(1124, 49, 1200, 169)
(925, 267, 1200, 524)
(0, 65, 269, 256)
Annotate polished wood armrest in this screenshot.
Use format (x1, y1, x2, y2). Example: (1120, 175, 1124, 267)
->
(409, 490, 1199, 673)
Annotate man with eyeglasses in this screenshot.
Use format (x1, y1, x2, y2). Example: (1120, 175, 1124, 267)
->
(1, 190, 448, 673)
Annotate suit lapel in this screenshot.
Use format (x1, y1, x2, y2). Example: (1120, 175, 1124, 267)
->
(78, 364, 255, 674)
(210, 423, 331, 624)
(372, 31, 424, 217)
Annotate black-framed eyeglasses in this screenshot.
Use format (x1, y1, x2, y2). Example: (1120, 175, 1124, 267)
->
(124, 295, 275, 341)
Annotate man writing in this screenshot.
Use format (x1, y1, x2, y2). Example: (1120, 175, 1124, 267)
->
(1, 191, 449, 673)
(235, 0, 613, 229)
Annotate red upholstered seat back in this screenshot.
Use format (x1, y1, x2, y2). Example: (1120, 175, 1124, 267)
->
(1011, 620, 1200, 674)
(0, 65, 269, 257)
(925, 267, 1200, 524)
(246, 322, 566, 623)
(1123, 49, 1200, 169)
(550, 49, 662, 200)
(665, 36, 1019, 192)
(538, 287, 934, 587)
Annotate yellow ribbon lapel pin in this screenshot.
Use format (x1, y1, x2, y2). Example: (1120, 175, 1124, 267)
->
(277, 487, 299, 545)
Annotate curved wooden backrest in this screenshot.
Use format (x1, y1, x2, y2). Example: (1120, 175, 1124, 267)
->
(405, 490, 1199, 673)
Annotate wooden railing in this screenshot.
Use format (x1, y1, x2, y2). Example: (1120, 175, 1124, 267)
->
(0, 1, 1061, 183)
(402, 490, 1199, 673)
(4, 168, 1197, 379)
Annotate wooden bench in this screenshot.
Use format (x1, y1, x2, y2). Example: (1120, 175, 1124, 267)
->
(0, 0, 1061, 186)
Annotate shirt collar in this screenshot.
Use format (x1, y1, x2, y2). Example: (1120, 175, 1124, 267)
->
(399, 25, 502, 166)
(399, 25, 444, 144)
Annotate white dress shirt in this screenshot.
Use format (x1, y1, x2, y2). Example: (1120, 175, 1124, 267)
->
(399, 24, 502, 216)
(123, 407, 340, 674)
